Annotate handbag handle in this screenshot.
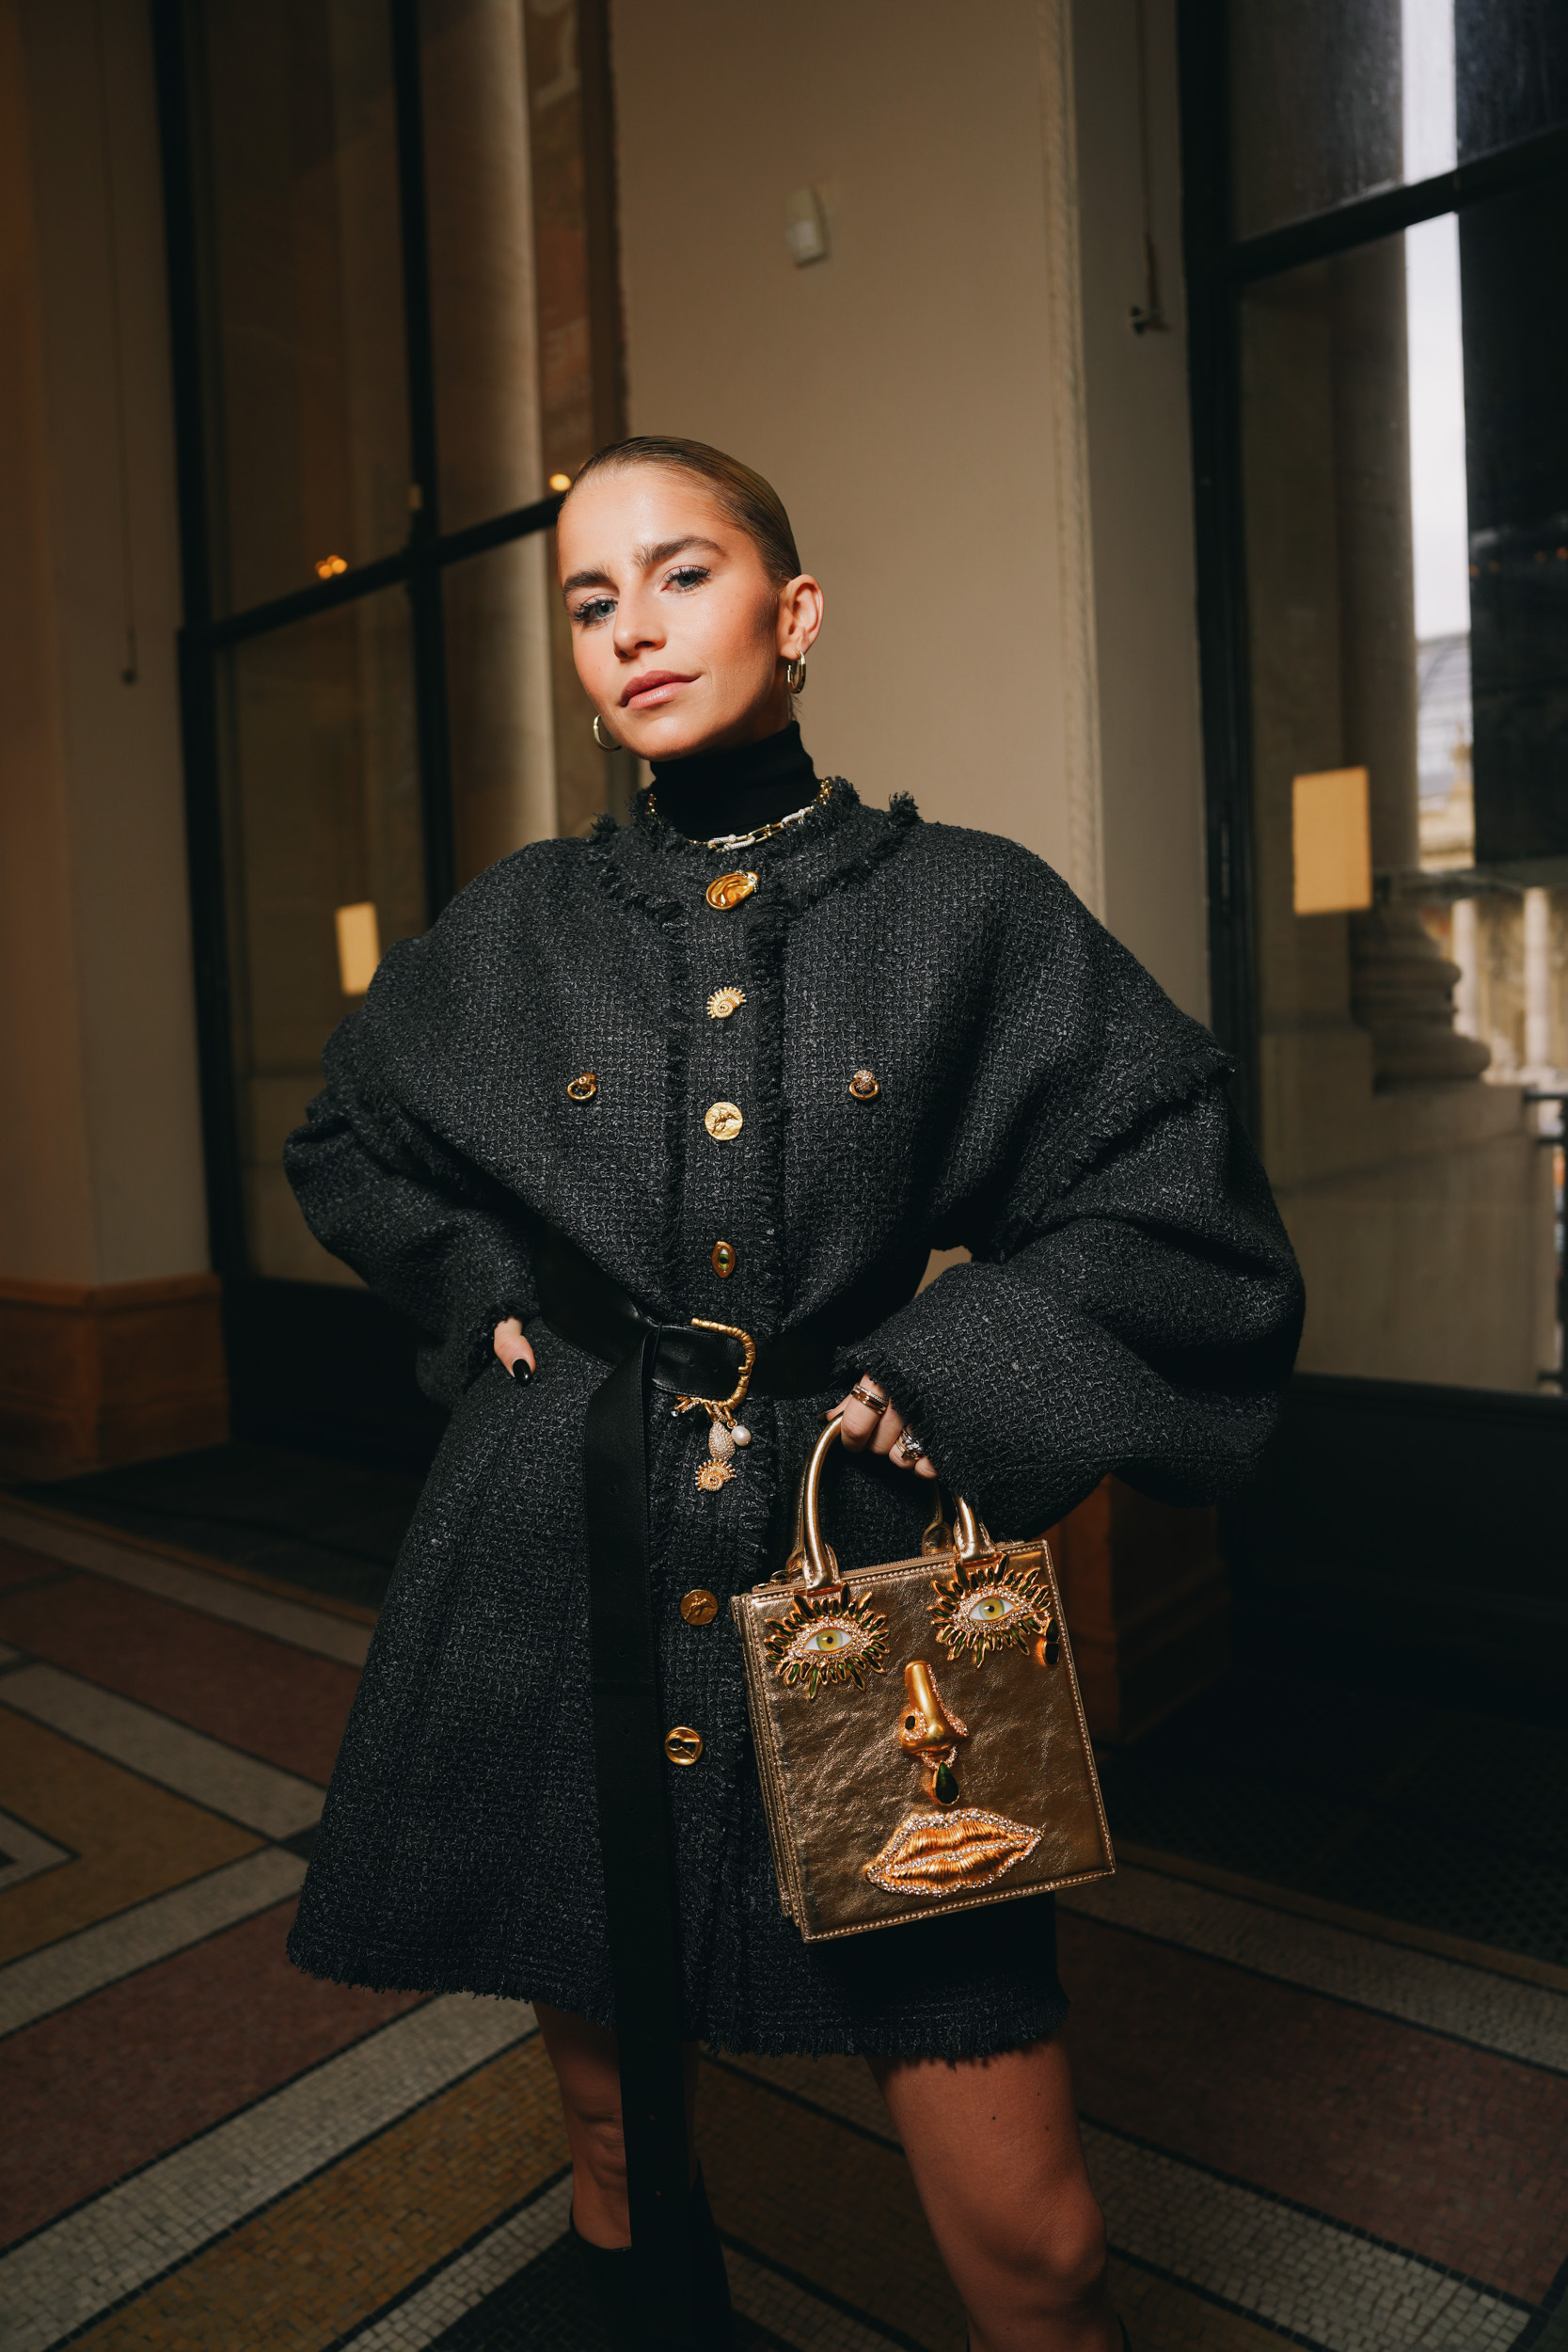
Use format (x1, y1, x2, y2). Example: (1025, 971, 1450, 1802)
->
(786, 1415, 990, 1591)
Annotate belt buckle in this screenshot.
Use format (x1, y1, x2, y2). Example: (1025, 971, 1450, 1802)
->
(674, 1318, 756, 1422)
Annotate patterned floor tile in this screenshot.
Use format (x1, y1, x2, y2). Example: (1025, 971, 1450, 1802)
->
(1059, 1865, 1568, 2071)
(0, 1994, 533, 2351)
(0, 1708, 258, 1963)
(0, 1573, 360, 1782)
(64, 2032, 562, 2350)
(2, 1664, 324, 1838)
(0, 1848, 308, 2038)
(0, 1899, 422, 2245)
(0, 1507, 373, 1662)
(1061, 1909, 1568, 2300)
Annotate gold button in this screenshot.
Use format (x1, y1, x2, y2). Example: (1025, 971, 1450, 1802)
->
(705, 1101, 744, 1141)
(680, 1589, 720, 1626)
(711, 1239, 736, 1279)
(848, 1069, 880, 1099)
(705, 870, 758, 910)
(566, 1073, 597, 1102)
(664, 1724, 704, 1765)
(707, 986, 746, 1019)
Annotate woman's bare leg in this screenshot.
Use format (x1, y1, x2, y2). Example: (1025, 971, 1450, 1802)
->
(534, 2001, 700, 2249)
(871, 2036, 1119, 2351)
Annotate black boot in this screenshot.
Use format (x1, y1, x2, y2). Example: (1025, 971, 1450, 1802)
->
(570, 2170, 733, 2350)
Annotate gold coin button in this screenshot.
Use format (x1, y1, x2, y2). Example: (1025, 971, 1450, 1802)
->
(848, 1069, 880, 1100)
(664, 1724, 705, 1765)
(707, 986, 746, 1019)
(711, 1239, 736, 1279)
(565, 1072, 597, 1102)
(705, 1101, 744, 1142)
(705, 870, 758, 911)
(680, 1589, 720, 1627)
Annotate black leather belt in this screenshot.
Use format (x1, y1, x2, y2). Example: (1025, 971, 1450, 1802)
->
(538, 1223, 922, 2347)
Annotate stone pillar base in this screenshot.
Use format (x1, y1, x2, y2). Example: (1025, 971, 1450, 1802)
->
(0, 1275, 230, 1481)
(1047, 1477, 1230, 1743)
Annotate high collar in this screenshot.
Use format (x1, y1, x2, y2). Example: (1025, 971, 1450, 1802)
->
(592, 777, 923, 921)
(648, 721, 818, 842)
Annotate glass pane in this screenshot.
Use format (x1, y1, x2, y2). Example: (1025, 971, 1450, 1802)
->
(1238, 218, 1563, 1390)
(1231, 0, 1568, 238)
(217, 591, 425, 1280)
(195, 0, 411, 612)
(525, 0, 597, 484)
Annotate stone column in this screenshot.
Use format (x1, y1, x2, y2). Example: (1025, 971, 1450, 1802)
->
(1330, 238, 1488, 1085)
(420, 0, 557, 885)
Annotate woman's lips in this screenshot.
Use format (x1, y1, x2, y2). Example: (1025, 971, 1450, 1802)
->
(622, 672, 695, 709)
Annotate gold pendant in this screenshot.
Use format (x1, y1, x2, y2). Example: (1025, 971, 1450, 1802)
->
(696, 1458, 735, 1492)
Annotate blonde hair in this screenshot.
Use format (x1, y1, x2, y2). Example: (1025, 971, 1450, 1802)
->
(564, 436, 802, 585)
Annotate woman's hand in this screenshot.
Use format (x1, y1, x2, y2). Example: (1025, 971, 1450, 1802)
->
(835, 1377, 938, 1479)
(493, 1317, 537, 1382)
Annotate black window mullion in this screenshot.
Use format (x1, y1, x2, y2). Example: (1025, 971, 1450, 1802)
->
(389, 0, 455, 920)
(150, 0, 245, 1279)
(1178, 0, 1259, 1132)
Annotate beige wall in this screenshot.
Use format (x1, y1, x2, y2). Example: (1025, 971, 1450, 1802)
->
(609, 0, 1210, 1017)
(0, 0, 207, 1287)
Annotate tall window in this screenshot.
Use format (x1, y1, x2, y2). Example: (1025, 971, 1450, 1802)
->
(1182, 0, 1568, 1397)
(152, 0, 623, 1453)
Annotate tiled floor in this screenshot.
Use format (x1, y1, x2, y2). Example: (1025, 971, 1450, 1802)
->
(1, 1481, 1566, 2350)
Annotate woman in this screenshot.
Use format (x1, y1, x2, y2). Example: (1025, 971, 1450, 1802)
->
(285, 437, 1303, 2352)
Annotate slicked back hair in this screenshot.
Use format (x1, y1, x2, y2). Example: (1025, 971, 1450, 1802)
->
(562, 436, 802, 585)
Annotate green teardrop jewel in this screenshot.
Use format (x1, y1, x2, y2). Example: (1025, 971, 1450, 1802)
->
(932, 1762, 959, 1805)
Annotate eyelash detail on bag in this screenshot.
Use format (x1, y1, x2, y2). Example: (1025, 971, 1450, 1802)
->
(767, 1587, 891, 1697)
(928, 1552, 1055, 1665)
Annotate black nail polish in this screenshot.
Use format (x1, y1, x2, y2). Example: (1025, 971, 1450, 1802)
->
(509, 1359, 532, 1384)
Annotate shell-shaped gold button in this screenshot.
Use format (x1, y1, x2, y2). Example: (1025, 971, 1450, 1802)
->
(848, 1069, 880, 1099)
(680, 1589, 720, 1627)
(664, 1724, 705, 1765)
(705, 870, 758, 910)
(707, 986, 746, 1019)
(566, 1073, 597, 1102)
(705, 1101, 744, 1141)
(711, 1239, 736, 1278)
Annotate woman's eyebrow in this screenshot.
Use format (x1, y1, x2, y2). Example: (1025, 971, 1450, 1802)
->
(561, 536, 723, 597)
(636, 534, 725, 569)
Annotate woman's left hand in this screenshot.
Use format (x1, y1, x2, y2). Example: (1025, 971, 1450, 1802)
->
(835, 1377, 939, 1479)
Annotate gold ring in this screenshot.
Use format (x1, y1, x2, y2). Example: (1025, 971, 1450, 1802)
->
(850, 1383, 889, 1416)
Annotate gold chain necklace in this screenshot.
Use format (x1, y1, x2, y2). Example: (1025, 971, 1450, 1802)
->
(646, 775, 832, 852)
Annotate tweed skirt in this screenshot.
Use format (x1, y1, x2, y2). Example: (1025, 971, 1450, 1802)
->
(287, 1335, 1069, 2058)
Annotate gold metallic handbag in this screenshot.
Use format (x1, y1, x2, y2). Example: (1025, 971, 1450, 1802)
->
(733, 1417, 1116, 1942)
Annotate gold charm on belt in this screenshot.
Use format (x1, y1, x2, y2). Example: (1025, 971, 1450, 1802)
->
(673, 1319, 756, 1492)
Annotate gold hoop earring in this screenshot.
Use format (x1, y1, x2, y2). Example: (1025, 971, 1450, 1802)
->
(593, 713, 618, 750)
(784, 655, 807, 692)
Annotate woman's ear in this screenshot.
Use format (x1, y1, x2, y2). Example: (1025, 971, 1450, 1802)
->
(779, 573, 824, 659)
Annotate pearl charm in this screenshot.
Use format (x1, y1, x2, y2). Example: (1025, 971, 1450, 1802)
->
(731, 1424, 752, 1447)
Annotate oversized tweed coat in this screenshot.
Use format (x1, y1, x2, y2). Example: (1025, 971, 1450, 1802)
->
(284, 782, 1304, 2057)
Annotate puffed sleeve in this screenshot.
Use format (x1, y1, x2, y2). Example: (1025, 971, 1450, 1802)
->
(284, 1004, 536, 1408)
(841, 1078, 1304, 1536)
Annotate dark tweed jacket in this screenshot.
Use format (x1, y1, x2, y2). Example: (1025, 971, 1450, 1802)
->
(283, 783, 1303, 2057)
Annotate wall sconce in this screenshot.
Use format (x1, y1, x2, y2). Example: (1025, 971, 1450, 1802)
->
(1292, 767, 1372, 914)
(335, 901, 382, 995)
(784, 185, 829, 266)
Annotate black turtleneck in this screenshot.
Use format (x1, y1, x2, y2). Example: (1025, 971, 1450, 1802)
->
(649, 721, 818, 842)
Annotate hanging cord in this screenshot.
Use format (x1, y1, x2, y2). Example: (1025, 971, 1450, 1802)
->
(1130, 0, 1171, 336)
(93, 0, 140, 682)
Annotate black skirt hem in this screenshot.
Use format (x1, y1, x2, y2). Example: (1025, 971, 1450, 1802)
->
(284, 1923, 1069, 2062)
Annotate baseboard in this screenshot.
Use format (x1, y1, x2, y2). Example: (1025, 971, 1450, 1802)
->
(0, 1273, 230, 1478)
